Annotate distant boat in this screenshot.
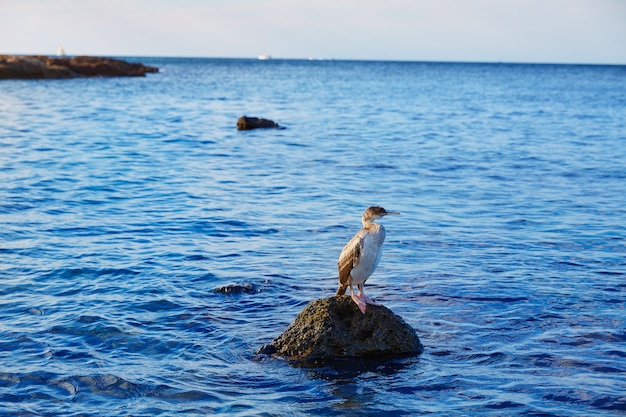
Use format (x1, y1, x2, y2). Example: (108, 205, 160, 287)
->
(258, 54, 272, 60)
(57, 45, 66, 57)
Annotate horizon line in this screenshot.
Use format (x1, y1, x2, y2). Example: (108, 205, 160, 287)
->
(3, 52, 625, 67)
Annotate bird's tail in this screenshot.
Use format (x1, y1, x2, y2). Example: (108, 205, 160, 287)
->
(335, 283, 348, 296)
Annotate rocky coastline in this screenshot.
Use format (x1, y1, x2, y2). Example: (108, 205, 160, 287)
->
(0, 55, 158, 79)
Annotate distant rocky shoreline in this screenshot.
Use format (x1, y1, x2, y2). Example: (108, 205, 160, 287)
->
(0, 55, 158, 79)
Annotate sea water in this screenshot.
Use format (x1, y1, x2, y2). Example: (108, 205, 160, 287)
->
(1, 58, 625, 416)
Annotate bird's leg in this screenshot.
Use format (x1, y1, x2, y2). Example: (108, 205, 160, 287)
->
(350, 284, 368, 314)
(357, 283, 380, 306)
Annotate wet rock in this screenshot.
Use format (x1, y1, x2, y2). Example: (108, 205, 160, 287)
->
(0, 55, 158, 79)
(236, 116, 279, 130)
(213, 283, 258, 294)
(256, 296, 423, 361)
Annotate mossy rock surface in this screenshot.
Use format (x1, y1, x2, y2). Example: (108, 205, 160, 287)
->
(257, 296, 423, 361)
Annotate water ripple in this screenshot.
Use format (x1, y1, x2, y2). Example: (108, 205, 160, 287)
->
(0, 59, 625, 416)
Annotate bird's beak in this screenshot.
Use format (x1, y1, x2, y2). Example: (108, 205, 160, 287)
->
(384, 211, 400, 216)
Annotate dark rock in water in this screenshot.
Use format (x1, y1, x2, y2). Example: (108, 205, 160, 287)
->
(236, 116, 279, 130)
(256, 296, 423, 361)
(213, 283, 258, 294)
(0, 55, 158, 79)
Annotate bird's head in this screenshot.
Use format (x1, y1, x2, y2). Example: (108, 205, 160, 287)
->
(362, 206, 400, 223)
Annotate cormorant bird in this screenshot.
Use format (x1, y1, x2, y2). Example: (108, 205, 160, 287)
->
(336, 206, 399, 313)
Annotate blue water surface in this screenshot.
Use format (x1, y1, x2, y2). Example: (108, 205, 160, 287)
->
(1, 58, 625, 416)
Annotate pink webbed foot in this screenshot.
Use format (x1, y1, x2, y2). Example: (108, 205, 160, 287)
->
(351, 293, 368, 314)
(361, 293, 380, 306)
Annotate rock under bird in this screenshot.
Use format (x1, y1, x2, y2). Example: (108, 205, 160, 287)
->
(336, 206, 400, 314)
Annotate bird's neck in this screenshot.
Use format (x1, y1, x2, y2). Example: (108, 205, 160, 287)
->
(362, 219, 380, 229)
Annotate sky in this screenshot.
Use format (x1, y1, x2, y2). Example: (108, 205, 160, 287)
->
(1, 0, 625, 64)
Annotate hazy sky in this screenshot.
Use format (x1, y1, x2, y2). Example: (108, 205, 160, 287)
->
(1, 0, 625, 64)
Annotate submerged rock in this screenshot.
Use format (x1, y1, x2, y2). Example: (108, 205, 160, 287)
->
(257, 296, 423, 361)
(236, 116, 279, 130)
(213, 283, 258, 294)
(0, 55, 158, 79)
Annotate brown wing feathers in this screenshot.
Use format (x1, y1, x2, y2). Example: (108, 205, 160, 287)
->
(336, 231, 364, 295)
